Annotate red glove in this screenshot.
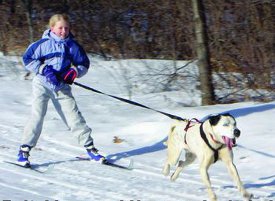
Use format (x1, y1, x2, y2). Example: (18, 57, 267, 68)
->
(61, 67, 78, 84)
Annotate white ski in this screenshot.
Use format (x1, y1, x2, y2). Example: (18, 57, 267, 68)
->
(75, 156, 134, 170)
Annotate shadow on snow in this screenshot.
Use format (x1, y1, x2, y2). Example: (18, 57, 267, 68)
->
(108, 103, 275, 160)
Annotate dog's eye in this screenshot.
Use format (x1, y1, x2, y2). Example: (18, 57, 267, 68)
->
(223, 123, 229, 127)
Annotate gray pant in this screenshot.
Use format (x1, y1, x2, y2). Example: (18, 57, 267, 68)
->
(22, 76, 93, 148)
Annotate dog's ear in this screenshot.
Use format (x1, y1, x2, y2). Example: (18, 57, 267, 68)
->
(222, 112, 233, 118)
(209, 115, 221, 126)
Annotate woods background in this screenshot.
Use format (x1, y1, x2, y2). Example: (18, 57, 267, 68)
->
(0, 0, 274, 103)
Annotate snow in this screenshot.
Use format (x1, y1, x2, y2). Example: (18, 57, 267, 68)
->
(0, 55, 274, 201)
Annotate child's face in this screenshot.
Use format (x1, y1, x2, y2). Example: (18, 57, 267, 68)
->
(51, 20, 70, 39)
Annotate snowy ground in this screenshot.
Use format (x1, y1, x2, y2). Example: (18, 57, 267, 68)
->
(0, 55, 274, 201)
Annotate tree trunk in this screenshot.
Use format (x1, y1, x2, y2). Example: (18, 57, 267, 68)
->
(192, 0, 215, 105)
(22, 0, 34, 43)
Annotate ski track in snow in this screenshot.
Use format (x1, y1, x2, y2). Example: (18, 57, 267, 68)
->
(0, 126, 273, 201)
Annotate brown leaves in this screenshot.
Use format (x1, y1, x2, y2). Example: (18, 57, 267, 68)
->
(113, 136, 124, 144)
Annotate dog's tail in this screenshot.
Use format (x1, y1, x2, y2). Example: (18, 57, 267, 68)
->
(163, 125, 177, 147)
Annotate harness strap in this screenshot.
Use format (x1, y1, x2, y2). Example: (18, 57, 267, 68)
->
(184, 118, 201, 132)
(74, 82, 186, 121)
(199, 123, 223, 163)
(184, 118, 201, 145)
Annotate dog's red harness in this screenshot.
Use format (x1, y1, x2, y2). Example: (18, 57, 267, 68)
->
(184, 118, 201, 132)
(184, 118, 201, 145)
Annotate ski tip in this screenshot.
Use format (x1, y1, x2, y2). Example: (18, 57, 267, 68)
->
(3, 160, 54, 173)
(129, 158, 134, 170)
(4, 160, 30, 168)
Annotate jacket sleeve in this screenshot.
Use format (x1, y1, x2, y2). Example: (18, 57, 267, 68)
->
(22, 39, 48, 74)
(71, 42, 90, 78)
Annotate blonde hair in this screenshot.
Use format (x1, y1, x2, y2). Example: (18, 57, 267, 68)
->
(49, 14, 70, 27)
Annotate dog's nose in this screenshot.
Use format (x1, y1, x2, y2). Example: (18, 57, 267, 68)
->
(234, 129, 241, 137)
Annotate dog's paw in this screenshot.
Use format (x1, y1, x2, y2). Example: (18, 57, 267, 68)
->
(170, 172, 179, 181)
(243, 191, 253, 200)
(207, 191, 217, 201)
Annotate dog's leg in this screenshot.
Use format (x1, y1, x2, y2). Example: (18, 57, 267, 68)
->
(219, 149, 252, 200)
(162, 128, 183, 176)
(223, 158, 252, 199)
(170, 151, 196, 181)
(162, 147, 182, 176)
(162, 160, 171, 176)
(200, 158, 217, 201)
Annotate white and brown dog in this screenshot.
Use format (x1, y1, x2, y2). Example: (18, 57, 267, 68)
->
(162, 113, 251, 201)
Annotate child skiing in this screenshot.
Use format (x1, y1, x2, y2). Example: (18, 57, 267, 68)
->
(18, 14, 105, 167)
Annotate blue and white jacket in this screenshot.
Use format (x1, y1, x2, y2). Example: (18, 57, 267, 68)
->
(23, 29, 90, 91)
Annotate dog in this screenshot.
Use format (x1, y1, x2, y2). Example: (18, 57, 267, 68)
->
(162, 113, 252, 201)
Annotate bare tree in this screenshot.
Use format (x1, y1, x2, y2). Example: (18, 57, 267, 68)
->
(21, 0, 34, 43)
(191, 0, 215, 105)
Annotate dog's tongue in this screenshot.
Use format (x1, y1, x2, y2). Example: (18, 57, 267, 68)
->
(222, 136, 234, 150)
